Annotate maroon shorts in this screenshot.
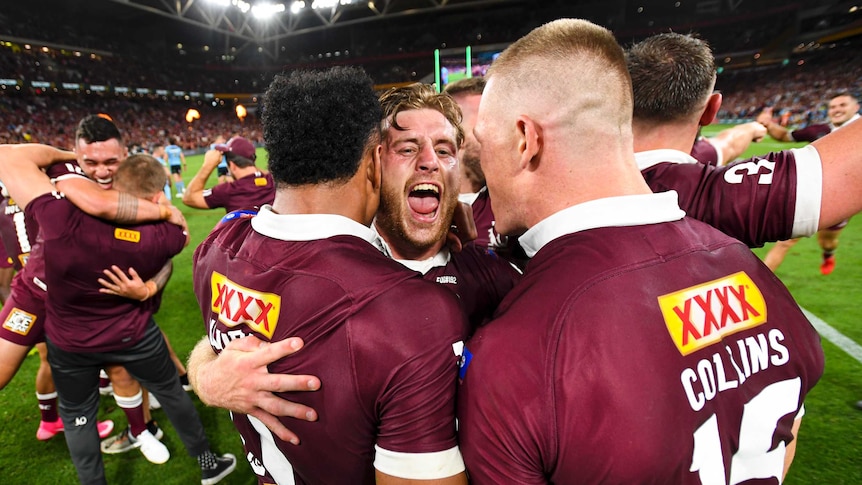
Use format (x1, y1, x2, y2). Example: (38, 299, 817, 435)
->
(0, 275, 46, 346)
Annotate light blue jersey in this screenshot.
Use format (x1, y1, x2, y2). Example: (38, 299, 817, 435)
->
(165, 144, 184, 167)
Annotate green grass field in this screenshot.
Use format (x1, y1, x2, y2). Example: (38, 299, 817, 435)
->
(1, 132, 860, 483)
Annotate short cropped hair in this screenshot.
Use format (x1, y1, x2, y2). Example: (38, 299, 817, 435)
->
(378, 83, 464, 148)
(113, 154, 168, 199)
(443, 76, 486, 97)
(262, 67, 382, 186)
(487, 19, 633, 125)
(626, 32, 716, 123)
(76, 115, 123, 144)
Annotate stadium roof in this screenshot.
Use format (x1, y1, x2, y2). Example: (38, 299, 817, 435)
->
(7, 0, 861, 69)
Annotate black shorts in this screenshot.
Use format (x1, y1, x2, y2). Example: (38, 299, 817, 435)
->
(170, 165, 182, 175)
(217, 166, 229, 177)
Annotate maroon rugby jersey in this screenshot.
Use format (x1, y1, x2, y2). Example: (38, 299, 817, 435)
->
(0, 193, 50, 346)
(458, 192, 824, 484)
(690, 137, 720, 166)
(638, 146, 822, 247)
(388, 243, 521, 331)
(0, 195, 38, 271)
(193, 208, 467, 484)
(203, 171, 275, 213)
(26, 192, 186, 352)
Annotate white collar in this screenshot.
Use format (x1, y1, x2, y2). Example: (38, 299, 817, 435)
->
(519, 191, 686, 258)
(372, 224, 450, 274)
(457, 185, 487, 205)
(634, 149, 698, 171)
(251, 205, 379, 246)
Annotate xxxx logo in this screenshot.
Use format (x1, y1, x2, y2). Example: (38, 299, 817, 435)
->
(658, 271, 767, 356)
(210, 271, 280, 339)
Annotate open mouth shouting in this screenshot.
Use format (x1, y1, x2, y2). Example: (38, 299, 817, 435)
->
(407, 182, 442, 223)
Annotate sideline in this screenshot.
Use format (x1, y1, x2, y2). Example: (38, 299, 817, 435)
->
(802, 307, 862, 365)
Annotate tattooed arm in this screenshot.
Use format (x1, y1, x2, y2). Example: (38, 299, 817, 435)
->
(55, 176, 183, 226)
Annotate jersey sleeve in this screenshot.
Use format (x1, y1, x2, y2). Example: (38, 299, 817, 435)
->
(643, 147, 822, 247)
(25, 192, 76, 242)
(360, 282, 467, 479)
(45, 160, 88, 184)
(202, 184, 226, 209)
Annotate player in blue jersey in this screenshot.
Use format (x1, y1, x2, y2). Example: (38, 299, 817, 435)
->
(164, 136, 186, 197)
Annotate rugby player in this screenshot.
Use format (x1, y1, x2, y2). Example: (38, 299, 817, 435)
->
(182, 136, 274, 213)
(757, 93, 860, 274)
(191, 67, 468, 484)
(0, 145, 236, 485)
(456, 19, 824, 483)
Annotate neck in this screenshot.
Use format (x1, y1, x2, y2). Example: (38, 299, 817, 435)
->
(271, 181, 372, 226)
(233, 166, 261, 179)
(632, 119, 700, 154)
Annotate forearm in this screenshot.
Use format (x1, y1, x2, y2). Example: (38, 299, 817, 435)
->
(150, 260, 173, 292)
(0, 144, 74, 168)
(58, 181, 170, 224)
(761, 120, 792, 142)
(187, 336, 219, 404)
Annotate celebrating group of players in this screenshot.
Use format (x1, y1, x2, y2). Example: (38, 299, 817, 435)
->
(1, 17, 861, 485)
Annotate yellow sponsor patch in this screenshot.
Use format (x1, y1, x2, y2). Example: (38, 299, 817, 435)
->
(17, 253, 29, 268)
(210, 271, 280, 339)
(658, 271, 767, 356)
(254, 177, 268, 187)
(114, 228, 141, 243)
(3, 308, 37, 336)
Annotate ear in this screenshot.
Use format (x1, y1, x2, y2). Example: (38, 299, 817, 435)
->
(516, 115, 542, 171)
(699, 92, 722, 126)
(153, 191, 166, 205)
(366, 144, 382, 192)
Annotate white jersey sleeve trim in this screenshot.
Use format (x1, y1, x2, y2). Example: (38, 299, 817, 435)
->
(790, 145, 822, 238)
(374, 444, 465, 480)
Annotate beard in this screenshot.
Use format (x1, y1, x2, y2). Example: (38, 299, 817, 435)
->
(377, 182, 459, 257)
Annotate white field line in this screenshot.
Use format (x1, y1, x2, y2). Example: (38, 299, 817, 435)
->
(802, 307, 862, 365)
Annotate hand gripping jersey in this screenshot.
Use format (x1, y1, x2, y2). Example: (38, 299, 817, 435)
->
(193, 208, 467, 484)
(458, 192, 824, 484)
(638, 146, 823, 247)
(27, 192, 186, 352)
(202, 171, 275, 213)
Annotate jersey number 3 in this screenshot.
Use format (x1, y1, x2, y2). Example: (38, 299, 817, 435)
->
(690, 377, 801, 484)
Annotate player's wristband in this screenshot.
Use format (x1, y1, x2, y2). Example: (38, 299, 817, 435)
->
(159, 205, 171, 220)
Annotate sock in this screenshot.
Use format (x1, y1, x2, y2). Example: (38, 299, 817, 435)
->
(36, 392, 58, 422)
(163, 183, 172, 200)
(198, 449, 218, 470)
(99, 369, 111, 389)
(823, 250, 835, 260)
(179, 374, 190, 387)
(114, 391, 147, 436)
(176, 181, 186, 194)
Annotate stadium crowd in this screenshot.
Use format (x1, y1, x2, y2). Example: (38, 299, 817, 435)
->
(0, 94, 261, 151)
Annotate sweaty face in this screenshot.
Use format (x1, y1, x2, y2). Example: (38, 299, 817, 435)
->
(828, 95, 860, 127)
(75, 138, 126, 189)
(452, 93, 486, 188)
(376, 109, 461, 260)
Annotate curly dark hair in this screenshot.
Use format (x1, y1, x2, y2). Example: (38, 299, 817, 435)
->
(75, 115, 123, 144)
(262, 67, 382, 186)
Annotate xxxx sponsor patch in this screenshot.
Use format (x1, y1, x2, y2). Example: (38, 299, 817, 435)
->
(658, 271, 767, 356)
(210, 271, 281, 339)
